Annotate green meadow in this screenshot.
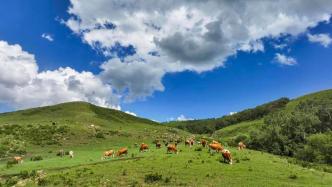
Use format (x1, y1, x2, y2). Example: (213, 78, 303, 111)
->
(1, 90, 332, 186)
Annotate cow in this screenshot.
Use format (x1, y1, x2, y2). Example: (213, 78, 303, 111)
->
(117, 147, 128, 157)
(102, 150, 115, 160)
(167, 144, 178, 154)
(155, 142, 162, 149)
(238, 141, 246, 150)
(201, 139, 207, 148)
(185, 139, 194, 148)
(212, 140, 220, 144)
(221, 149, 233, 164)
(208, 143, 224, 153)
(140, 143, 149, 152)
(13, 156, 23, 164)
(69, 151, 74, 158)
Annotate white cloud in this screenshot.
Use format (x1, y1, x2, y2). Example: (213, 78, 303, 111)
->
(0, 40, 120, 110)
(125, 111, 137, 116)
(64, 0, 332, 101)
(274, 53, 297, 66)
(41, 33, 54, 42)
(176, 114, 193, 121)
(229, 112, 237, 115)
(307, 33, 332, 47)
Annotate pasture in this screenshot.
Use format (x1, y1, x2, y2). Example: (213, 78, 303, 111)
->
(1, 139, 332, 187)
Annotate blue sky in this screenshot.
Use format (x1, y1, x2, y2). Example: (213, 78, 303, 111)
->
(0, 1, 331, 121)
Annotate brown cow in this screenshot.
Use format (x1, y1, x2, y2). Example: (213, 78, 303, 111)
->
(185, 139, 194, 148)
(167, 144, 178, 154)
(156, 142, 162, 149)
(116, 147, 128, 157)
(201, 139, 207, 148)
(102, 150, 115, 159)
(238, 141, 246, 150)
(13, 156, 23, 164)
(140, 143, 149, 152)
(212, 140, 220, 144)
(221, 149, 233, 164)
(208, 143, 224, 153)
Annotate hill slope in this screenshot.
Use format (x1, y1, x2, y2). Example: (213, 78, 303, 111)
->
(0, 102, 187, 155)
(1, 93, 332, 186)
(165, 97, 289, 134)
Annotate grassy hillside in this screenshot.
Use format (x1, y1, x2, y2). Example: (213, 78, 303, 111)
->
(212, 120, 264, 145)
(165, 97, 289, 134)
(0, 102, 187, 146)
(1, 91, 332, 186)
(1, 143, 332, 186)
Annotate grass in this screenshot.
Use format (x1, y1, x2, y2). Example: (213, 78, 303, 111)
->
(1, 94, 332, 186)
(1, 143, 332, 186)
(212, 120, 264, 143)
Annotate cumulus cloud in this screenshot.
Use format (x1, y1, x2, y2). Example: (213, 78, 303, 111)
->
(274, 53, 297, 66)
(62, 0, 331, 100)
(41, 33, 54, 42)
(0, 41, 119, 110)
(307, 33, 332, 47)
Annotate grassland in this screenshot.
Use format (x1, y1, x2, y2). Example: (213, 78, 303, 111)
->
(1, 142, 332, 186)
(1, 94, 332, 186)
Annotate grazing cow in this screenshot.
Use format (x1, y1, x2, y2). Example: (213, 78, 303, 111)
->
(69, 151, 74, 158)
(13, 156, 23, 164)
(212, 140, 220, 144)
(208, 143, 224, 153)
(201, 139, 207, 148)
(185, 139, 194, 148)
(140, 143, 149, 152)
(238, 141, 246, 150)
(221, 149, 233, 164)
(117, 147, 128, 157)
(156, 142, 162, 149)
(190, 139, 194, 147)
(167, 144, 178, 154)
(102, 150, 115, 159)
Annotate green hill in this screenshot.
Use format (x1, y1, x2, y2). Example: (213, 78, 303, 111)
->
(1, 91, 332, 186)
(165, 97, 289, 134)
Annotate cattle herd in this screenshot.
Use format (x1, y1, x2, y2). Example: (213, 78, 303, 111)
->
(101, 138, 247, 165)
(11, 138, 247, 166)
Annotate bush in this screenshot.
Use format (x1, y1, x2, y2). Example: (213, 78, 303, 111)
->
(95, 132, 105, 139)
(289, 174, 298, 179)
(31, 155, 43, 161)
(6, 160, 17, 168)
(19, 170, 30, 179)
(144, 173, 162, 183)
(5, 177, 18, 186)
(296, 132, 332, 164)
(194, 147, 202, 151)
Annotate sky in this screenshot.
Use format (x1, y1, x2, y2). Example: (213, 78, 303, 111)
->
(0, 0, 332, 122)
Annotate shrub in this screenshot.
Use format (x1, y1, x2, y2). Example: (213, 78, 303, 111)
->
(95, 132, 105, 139)
(289, 174, 298, 179)
(5, 177, 18, 186)
(31, 155, 43, 161)
(144, 173, 162, 183)
(164, 176, 171, 183)
(19, 170, 30, 179)
(6, 160, 17, 168)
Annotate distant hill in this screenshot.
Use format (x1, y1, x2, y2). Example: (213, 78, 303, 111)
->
(0, 102, 186, 149)
(164, 97, 290, 134)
